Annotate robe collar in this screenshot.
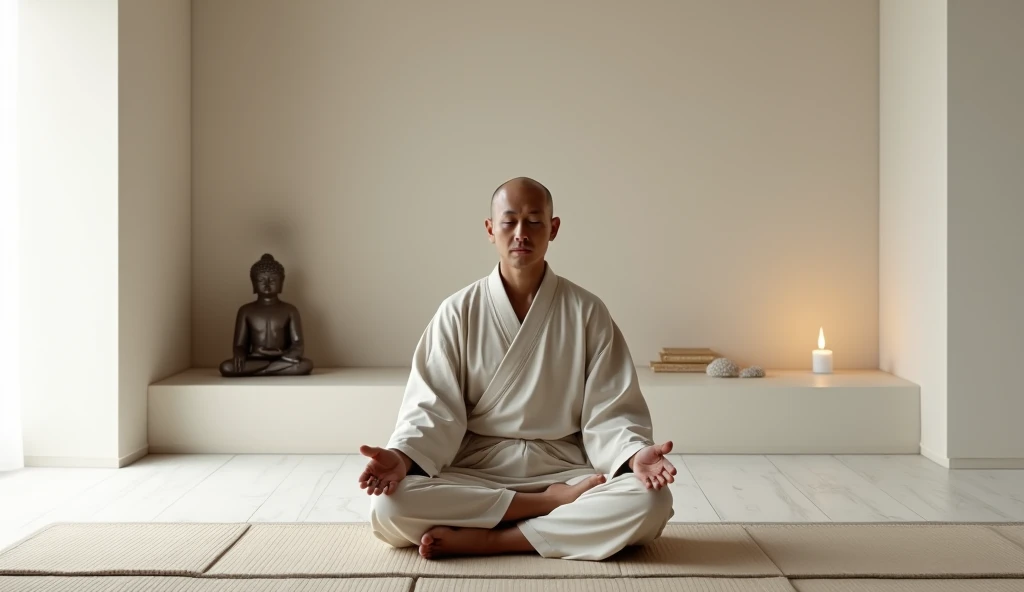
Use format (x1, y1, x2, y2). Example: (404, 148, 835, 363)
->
(487, 261, 558, 343)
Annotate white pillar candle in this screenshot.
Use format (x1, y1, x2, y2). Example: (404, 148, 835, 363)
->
(812, 327, 833, 374)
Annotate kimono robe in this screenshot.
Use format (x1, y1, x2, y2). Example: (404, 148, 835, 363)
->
(370, 263, 674, 560)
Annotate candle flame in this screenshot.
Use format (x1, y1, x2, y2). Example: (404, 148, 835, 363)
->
(818, 327, 826, 350)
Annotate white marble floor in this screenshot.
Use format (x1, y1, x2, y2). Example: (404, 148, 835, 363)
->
(2, 453, 1023, 551)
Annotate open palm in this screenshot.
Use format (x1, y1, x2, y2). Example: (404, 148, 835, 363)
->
(358, 445, 407, 496)
(632, 441, 676, 490)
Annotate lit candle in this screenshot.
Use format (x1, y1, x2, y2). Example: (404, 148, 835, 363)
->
(812, 327, 833, 374)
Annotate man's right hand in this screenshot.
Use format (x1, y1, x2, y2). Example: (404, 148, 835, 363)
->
(358, 445, 410, 496)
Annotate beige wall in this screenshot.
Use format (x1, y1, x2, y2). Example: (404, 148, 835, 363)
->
(18, 0, 120, 464)
(192, 0, 880, 370)
(118, 0, 192, 460)
(947, 0, 1024, 461)
(879, 0, 948, 462)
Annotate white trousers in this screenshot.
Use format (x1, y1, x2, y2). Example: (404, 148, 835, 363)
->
(369, 472, 674, 561)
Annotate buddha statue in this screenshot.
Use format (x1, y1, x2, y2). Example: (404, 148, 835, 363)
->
(219, 253, 314, 377)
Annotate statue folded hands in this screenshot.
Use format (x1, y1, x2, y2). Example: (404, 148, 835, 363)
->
(219, 253, 314, 377)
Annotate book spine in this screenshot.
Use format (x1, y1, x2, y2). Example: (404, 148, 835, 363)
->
(659, 354, 716, 363)
(660, 348, 717, 355)
(649, 362, 709, 372)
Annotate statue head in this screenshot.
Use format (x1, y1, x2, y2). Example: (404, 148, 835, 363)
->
(250, 253, 285, 296)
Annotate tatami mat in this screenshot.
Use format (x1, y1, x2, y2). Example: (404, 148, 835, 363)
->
(744, 524, 1024, 577)
(0, 576, 413, 592)
(205, 523, 620, 577)
(790, 579, 1024, 592)
(995, 526, 1024, 551)
(205, 524, 786, 578)
(416, 577, 799, 592)
(5, 521, 1024, 589)
(0, 523, 250, 576)
(615, 525, 782, 577)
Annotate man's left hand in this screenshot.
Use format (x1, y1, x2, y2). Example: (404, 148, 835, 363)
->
(630, 441, 676, 490)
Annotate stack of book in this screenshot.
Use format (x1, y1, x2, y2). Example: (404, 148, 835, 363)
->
(649, 347, 718, 373)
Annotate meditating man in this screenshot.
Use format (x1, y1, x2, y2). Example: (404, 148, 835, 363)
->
(358, 177, 675, 561)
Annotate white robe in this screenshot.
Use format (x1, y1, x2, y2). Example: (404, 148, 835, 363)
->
(370, 263, 673, 560)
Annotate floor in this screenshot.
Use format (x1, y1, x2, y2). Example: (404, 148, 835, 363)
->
(2, 453, 1023, 552)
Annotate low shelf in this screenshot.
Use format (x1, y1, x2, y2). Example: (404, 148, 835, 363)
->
(148, 368, 920, 455)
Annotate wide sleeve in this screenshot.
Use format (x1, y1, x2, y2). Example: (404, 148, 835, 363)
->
(579, 301, 655, 476)
(385, 304, 467, 478)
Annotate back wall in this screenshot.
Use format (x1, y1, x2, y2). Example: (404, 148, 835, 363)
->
(192, 0, 880, 370)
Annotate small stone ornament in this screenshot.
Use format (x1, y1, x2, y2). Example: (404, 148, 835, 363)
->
(739, 366, 765, 378)
(706, 357, 740, 378)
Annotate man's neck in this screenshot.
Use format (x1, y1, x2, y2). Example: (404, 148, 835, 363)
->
(499, 260, 546, 305)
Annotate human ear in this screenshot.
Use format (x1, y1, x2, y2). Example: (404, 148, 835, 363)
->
(549, 217, 560, 240)
(484, 218, 495, 243)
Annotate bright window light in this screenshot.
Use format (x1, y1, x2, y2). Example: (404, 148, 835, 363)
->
(0, 0, 23, 471)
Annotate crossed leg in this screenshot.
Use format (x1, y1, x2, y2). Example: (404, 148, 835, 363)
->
(369, 472, 673, 560)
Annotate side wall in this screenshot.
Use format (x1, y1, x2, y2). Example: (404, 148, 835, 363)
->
(947, 0, 1024, 463)
(879, 0, 948, 460)
(118, 0, 193, 462)
(18, 0, 120, 465)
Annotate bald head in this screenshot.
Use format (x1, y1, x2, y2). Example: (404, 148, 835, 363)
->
(485, 176, 560, 268)
(490, 177, 553, 218)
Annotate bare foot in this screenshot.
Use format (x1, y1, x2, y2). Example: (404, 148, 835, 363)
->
(419, 527, 485, 559)
(418, 525, 533, 559)
(545, 474, 606, 507)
